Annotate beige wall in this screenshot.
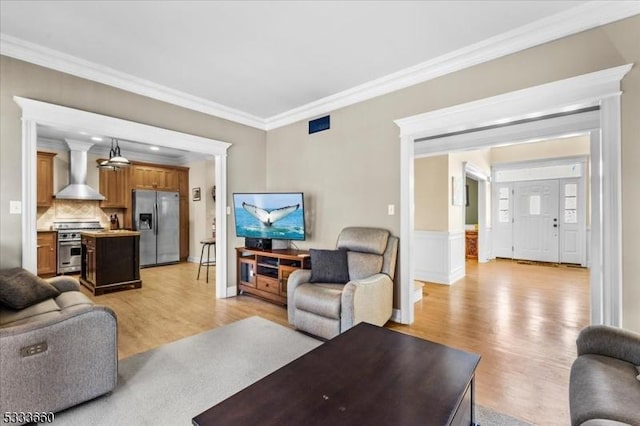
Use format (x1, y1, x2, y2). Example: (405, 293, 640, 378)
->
(264, 16, 640, 330)
(414, 155, 448, 231)
(0, 56, 266, 290)
(188, 159, 216, 260)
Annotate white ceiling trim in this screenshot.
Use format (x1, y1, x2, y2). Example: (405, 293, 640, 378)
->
(265, 1, 640, 130)
(2, 1, 638, 132)
(0, 34, 265, 130)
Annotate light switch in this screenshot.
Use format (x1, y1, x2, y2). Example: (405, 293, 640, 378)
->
(226, 206, 231, 215)
(388, 204, 395, 215)
(9, 201, 21, 214)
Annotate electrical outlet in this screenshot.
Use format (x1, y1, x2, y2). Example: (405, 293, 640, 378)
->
(388, 204, 395, 215)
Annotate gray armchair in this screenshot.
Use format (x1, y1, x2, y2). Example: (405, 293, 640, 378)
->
(0, 273, 117, 422)
(569, 325, 640, 425)
(288, 227, 398, 340)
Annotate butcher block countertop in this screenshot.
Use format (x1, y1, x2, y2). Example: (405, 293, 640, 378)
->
(80, 230, 140, 238)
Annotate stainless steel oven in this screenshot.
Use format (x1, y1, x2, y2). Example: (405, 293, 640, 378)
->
(58, 238, 82, 273)
(53, 221, 104, 274)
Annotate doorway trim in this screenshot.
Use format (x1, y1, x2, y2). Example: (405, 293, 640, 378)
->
(15, 96, 232, 299)
(463, 162, 489, 263)
(394, 64, 632, 326)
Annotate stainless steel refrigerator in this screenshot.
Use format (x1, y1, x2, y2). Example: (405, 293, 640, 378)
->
(132, 189, 180, 267)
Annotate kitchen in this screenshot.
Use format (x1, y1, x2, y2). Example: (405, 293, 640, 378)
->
(35, 125, 216, 293)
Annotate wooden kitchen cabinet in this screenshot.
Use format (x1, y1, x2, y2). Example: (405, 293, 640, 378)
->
(37, 151, 56, 207)
(37, 231, 57, 277)
(132, 164, 178, 191)
(99, 166, 130, 208)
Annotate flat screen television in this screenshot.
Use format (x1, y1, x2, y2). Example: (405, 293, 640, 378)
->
(233, 192, 306, 241)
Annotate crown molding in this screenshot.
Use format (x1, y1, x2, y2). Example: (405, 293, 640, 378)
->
(0, 34, 266, 130)
(2, 1, 638, 132)
(264, 1, 640, 130)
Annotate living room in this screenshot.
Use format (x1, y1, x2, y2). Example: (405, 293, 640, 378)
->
(1, 2, 640, 425)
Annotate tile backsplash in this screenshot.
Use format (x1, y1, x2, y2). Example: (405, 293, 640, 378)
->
(37, 200, 124, 230)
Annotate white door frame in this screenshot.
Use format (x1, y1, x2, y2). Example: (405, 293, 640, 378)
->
(15, 97, 232, 299)
(395, 64, 631, 326)
(463, 162, 489, 263)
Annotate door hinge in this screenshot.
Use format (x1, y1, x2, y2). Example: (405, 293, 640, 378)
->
(512, 246, 514, 252)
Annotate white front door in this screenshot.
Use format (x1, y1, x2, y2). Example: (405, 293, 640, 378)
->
(513, 180, 559, 262)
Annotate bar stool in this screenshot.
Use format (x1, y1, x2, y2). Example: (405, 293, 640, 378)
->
(197, 238, 216, 283)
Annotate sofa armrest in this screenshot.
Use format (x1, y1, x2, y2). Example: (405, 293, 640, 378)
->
(341, 273, 393, 332)
(0, 305, 117, 415)
(576, 325, 640, 365)
(47, 275, 81, 293)
(287, 269, 312, 324)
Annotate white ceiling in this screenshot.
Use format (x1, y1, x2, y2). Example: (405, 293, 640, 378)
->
(1, 1, 638, 129)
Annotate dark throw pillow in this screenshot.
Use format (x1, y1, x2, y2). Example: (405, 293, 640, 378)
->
(309, 249, 350, 284)
(0, 267, 60, 310)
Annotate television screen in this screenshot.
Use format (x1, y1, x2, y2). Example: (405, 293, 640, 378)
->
(233, 192, 306, 241)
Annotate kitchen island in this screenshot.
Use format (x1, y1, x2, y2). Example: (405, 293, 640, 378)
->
(80, 230, 142, 295)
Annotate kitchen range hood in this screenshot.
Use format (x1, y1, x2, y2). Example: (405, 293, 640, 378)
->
(55, 139, 105, 201)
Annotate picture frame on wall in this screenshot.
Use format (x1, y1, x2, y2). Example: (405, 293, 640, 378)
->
(192, 187, 201, 201)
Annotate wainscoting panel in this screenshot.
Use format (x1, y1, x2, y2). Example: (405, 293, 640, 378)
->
(414, 230, 466, 285)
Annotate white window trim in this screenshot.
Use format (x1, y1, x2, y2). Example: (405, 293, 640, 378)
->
(395, 64, 632, 327)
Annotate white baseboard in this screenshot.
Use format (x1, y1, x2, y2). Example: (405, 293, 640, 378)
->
(391, 308, 402, 324)
(226, 286, 238, 297)
(413, 282, 424, 303)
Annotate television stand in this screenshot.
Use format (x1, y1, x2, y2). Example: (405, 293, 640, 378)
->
(236, 247, 310, 305)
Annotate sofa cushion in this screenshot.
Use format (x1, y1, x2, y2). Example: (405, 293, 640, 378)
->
(0, 298, 60, 327)
(347, 251, 383, 280)
(55, 291, 93, 309)
(309, 249, 350, 284)
(0, 268, 60, 310)
(570, 354, 640, 426)
(294, 283, 343, 319)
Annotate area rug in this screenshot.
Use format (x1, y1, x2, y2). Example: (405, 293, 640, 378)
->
(52, 316, 532, 425)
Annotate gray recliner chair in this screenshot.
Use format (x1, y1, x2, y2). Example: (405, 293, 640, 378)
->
(288, 227, 398, 340)
(569, 325, 640, 426)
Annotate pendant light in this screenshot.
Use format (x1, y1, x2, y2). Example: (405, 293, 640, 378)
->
(98, 138, 130, 170)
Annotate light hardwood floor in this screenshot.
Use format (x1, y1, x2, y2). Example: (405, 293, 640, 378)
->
(82, 259, 588, 426)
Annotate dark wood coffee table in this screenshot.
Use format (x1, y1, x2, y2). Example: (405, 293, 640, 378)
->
(193, 322, 481, 426)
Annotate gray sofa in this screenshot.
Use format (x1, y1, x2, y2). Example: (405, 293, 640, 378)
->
(569, 325, 640, 426)
(0, 273, 117, 422)
(288, 227, 398, 340)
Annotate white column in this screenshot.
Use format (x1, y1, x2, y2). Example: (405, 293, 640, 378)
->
(600, 95, 623, 327)
(399, 134, 415, 324)
(22, 119, 38, 274)
(589, 130, 603, 325)
(215, 154, 228, 299)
